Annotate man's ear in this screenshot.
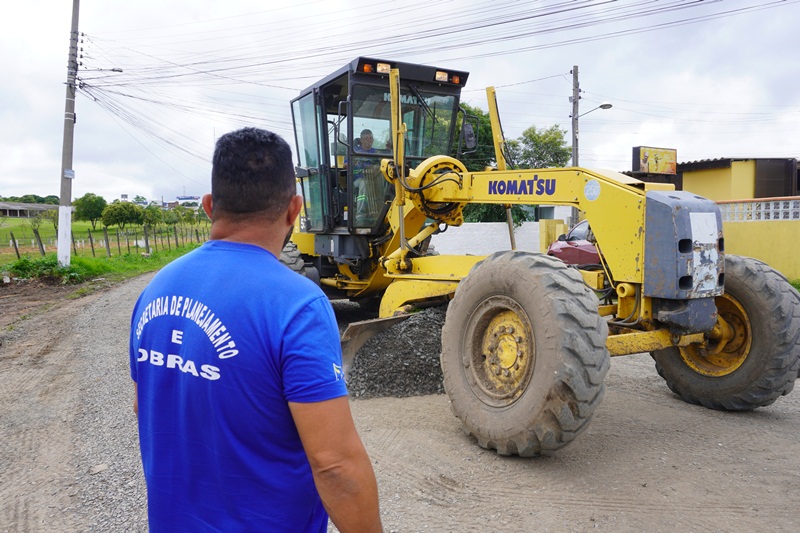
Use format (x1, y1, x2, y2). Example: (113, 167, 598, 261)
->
(201, 194, 213, 219)
(286, 194, 303, 225)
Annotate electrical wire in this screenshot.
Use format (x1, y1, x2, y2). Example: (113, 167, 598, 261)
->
(72, 0, 799, 186)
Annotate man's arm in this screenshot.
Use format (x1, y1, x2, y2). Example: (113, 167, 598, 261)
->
(289, 396, 382, 533)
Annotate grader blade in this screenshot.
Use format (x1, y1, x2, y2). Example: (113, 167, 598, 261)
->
(340, 314, 411, 376)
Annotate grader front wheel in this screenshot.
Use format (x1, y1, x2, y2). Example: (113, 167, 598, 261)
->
(652, 255, 800, 410)
(441, 252, 609, 457)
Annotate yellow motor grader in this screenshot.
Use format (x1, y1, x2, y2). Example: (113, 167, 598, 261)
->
(284, 57, 800, 457)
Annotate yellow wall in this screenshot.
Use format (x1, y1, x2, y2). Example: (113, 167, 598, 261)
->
(730, 160, 757, 200)
(682, 160, 756, 201)
(539, 219, 568, 253)
(723, 220, 799, 280)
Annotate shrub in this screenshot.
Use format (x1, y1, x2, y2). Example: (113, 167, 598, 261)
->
(5, 256, 88, 284)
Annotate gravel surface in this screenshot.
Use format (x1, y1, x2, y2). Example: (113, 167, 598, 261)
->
(71, 276, 149, 532)
(3, 274, 800, 533)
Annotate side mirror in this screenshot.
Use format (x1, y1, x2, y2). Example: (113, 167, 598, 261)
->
(462, 123, 477, 150)
(557, 234, 567, 242)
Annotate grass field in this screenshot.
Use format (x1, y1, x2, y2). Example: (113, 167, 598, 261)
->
(1, 218, 92, 264)
(0, 217, 209, 265)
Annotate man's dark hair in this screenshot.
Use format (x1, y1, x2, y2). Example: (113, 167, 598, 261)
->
(211, 127, 295, 221)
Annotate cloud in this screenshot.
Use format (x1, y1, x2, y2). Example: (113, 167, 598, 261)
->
(3, 0, 798, 204)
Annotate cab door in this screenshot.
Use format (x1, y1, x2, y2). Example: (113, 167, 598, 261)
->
(291, 90, 331, 233)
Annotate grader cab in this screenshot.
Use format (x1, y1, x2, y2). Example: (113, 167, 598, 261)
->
(286, 57, 800, 457)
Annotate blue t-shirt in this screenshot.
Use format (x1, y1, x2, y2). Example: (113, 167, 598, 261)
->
(130, 240, 348, 532)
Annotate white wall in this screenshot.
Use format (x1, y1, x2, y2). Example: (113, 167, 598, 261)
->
(429, 222, 541, 255)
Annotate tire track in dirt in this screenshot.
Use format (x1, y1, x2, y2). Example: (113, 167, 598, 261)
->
(349, 375, 799, 533)
(0, 292, 99, 532)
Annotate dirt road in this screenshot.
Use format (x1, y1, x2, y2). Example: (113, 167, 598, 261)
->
(1, 275, 798, 532)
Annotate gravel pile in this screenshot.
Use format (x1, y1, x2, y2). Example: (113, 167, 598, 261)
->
(346, 305, 448, 399)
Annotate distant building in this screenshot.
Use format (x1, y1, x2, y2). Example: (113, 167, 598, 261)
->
(176, 195, 200, 205)
(0, 202, 58, 218)
(632, 157, 798, 201)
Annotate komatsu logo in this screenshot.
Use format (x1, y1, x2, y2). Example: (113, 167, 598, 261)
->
(488, 177, 556, 196)
(383, 93, 432, 105)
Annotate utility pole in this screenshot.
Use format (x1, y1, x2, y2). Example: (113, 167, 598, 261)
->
(57, 0, 80, 267)
(570, 65, 580, 226)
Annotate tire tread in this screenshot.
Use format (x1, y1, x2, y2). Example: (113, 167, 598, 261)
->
(442, 251, 610, 457)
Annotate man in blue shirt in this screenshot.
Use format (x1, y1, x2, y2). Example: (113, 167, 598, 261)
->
(130, 127, 382, 532)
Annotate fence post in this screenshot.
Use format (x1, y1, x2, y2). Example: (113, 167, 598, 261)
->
(126, 231, 131, 254)
(102, 227, 112, 257)
(87, 229, 96, 257)
(32, 229, 46, 256)
(174, 226, 180, 248)
(10, 231, 20, 260)
(116, 230, 122, 256)
(143, 225, 151, 254)
(151, 226, 158, 253)
(71, 231, 78, 255)
(195, 228, 200, 243)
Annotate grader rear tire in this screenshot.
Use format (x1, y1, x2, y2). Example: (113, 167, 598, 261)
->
(279, 242, 306, 275)
(441, 251, 609, 457)
(652, 255, 800, 410)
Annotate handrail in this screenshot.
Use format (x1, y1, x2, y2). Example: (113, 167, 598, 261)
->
(717, 196, 800, 222)
(716, 195, 800, 204)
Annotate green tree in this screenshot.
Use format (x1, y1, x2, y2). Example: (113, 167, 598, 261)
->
(43, 195, 59, 205)
(25, 212, 44, 231)
(163, 209, 181, 226)
(142, 204, 163, 227)
(19, 194, 44, 204)
(40, 209, 59, 232)
(171, 204, 188, 227)
(182, 209, 197, 226)
(73, 193, 108, 230)
(102, 201, 144, 229)
(134, 195, 148, 205)
(506, 124, 571, 169)
(462, 123, 571, 225)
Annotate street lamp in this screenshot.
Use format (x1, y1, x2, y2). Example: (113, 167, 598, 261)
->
(571, 102, 613, 168)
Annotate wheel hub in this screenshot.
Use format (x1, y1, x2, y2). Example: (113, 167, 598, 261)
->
(680, 293, 752, 377)
(467, 296, 535, 406)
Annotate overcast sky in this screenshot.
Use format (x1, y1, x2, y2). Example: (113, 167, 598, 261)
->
(3, 0, 799, 204)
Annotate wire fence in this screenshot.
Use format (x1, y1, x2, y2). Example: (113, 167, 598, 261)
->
(3, 224, 209, 261)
